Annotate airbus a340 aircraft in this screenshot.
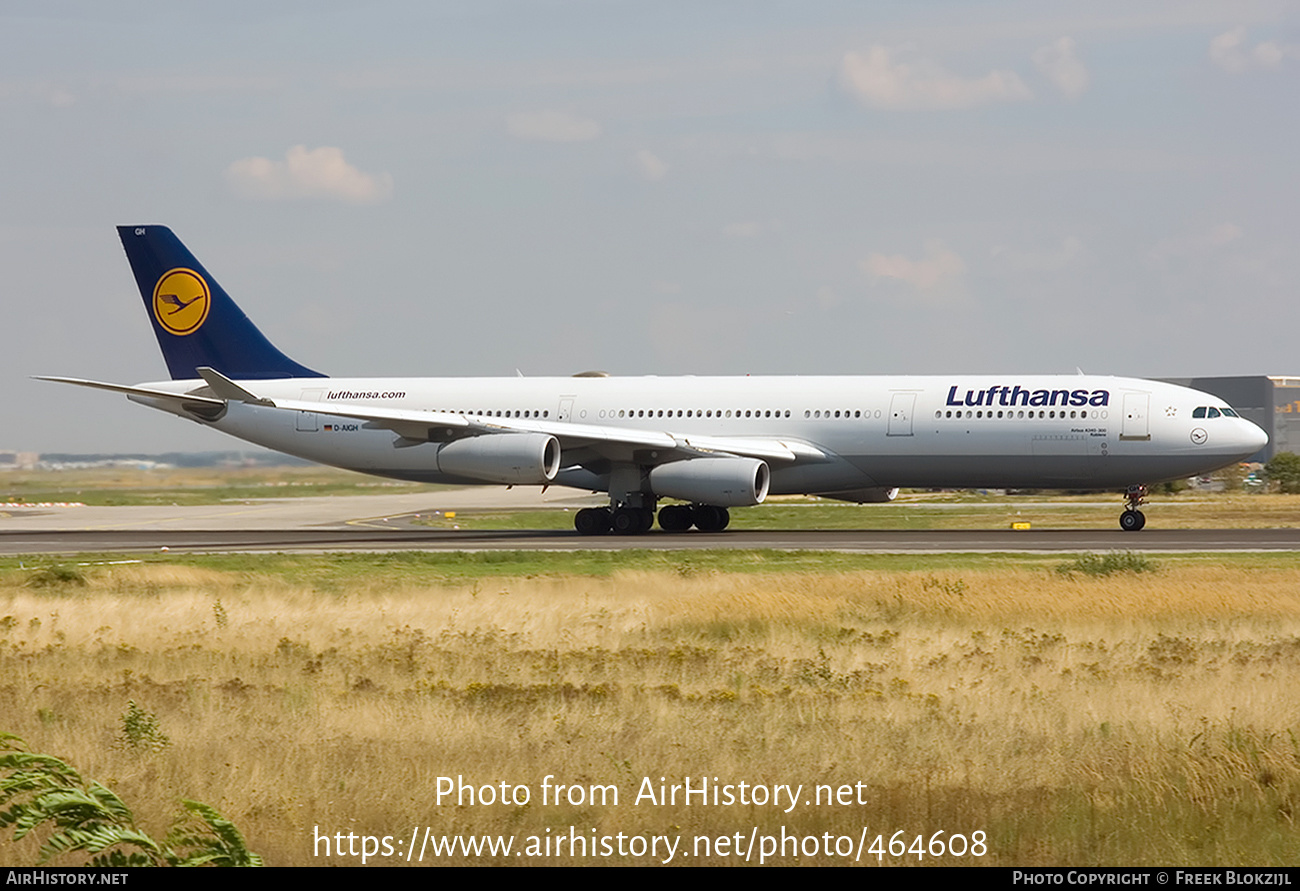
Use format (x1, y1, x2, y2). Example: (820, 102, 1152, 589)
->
(40, 226, 1268, 535)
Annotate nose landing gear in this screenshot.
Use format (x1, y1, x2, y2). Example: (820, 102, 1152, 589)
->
(1120, 485, 1147, 532)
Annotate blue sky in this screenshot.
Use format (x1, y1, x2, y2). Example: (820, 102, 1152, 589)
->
(2, 1, 1297, 451)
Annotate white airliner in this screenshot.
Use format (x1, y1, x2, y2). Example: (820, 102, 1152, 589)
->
(40, 226, 1268, 535)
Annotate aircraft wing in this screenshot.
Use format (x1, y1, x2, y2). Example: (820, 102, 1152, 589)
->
(266, 396, 818, 463)
(202, 367, 824, 464)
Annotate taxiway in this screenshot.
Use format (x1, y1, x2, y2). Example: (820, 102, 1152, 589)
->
(0, 490, 1296, 554)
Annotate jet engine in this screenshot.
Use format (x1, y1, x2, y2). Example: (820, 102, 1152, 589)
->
(435, 433, 561, 485)
(648, 457, 770, 507)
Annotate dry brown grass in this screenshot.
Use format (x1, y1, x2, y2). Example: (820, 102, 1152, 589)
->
(3, 561, 1299, 866)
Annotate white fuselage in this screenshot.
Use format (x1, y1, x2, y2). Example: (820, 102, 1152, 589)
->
(131, 373, 1269, 496)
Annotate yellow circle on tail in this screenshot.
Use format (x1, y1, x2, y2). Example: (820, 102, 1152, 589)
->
(152, 268, 211, 336)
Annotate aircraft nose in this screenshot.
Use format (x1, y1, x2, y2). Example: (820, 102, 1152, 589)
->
(1240, 419, 1269, 456)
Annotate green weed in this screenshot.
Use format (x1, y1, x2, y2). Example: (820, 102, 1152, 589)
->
(1056, 552, 1158, 577)
(26, 565, 85, 588)
(118, 701, 169, 752)
(0, 734, 260, 866)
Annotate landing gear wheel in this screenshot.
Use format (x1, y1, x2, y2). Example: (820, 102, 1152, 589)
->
(612, 507, 653, 535)
(1120, 484, 1149, 532)
(1119, 509, 1146, 532)
(693, 505, 731, 533)
(574, 508, 611, 535)
(658, 505, 694, 532)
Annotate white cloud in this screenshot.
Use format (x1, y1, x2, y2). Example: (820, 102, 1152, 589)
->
(1032, 37, 1089, 98)
(226, 146, 393, 204)
(1207, 222, 1244, 247)
(634, 149, 668, 181)
(1148, 223, 1244, 266)
(862, 240, 966, 297)
(1210, 27, 1297, 73)
(722, 221, 766, 239)
(113, 74, 281, 94)
(507, 110, 602, 142)
(0, 79, 76, 107)
(839, 46, 1031, 110)
(991, 236, 1086, 272)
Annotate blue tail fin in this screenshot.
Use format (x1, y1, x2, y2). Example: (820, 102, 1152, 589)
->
(117, 225, 325, 380)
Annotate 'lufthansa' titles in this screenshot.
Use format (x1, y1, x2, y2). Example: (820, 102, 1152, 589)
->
(945, 385, 1109, 408)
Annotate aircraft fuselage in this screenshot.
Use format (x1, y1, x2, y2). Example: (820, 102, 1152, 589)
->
(130, 373, 1266, 494)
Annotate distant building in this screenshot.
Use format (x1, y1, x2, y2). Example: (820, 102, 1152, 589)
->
(1159, 375, 1299, 462)
(0, 451, 39, 470)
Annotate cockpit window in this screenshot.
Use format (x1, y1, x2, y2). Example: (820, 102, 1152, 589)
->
(1193, 405, 1240, 418)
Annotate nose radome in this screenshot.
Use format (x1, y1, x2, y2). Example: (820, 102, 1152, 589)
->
(1241, 420, 1269, 455)
(1242, 421, 1263, 452)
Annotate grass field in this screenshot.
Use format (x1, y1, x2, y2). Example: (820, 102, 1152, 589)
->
(3, 552, 1299, 866)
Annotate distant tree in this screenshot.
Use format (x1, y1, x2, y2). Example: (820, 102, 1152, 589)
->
(1213, 462, 1248, 492)
(1265, 452, 1300, 494)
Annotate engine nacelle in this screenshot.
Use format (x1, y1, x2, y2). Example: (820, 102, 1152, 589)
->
(817, 487, 899, 503)
(648, 457, 770, 507)
(436, 433, 560, 485)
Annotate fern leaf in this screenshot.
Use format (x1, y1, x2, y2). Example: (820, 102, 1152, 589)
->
(89, 849, 158, 868)
(0, 753, 84, 785)
(86, 781, 135, 824)
(15, 788, 117, 836)
(1, 734, 260, 867)
(171, 800, 262, 867)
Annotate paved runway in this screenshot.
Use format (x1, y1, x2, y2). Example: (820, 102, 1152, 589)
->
(3, 527, 1300, 555)
(0, 487, 604, 532)
(1, 490, 1298, 554)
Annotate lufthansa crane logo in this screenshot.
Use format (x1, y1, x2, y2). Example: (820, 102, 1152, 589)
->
(152, 268, 211, 336)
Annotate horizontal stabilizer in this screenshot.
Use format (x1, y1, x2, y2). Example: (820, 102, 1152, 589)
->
(33, 376, 225, 407)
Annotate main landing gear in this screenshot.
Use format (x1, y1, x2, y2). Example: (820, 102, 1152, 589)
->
(1120, 485, 1147, 532)
(659, 504, 729, 533)
(573, 503, 730, 535)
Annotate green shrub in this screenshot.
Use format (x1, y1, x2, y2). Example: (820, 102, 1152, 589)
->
(0, 733, 260, 866)
(119, 701, 169, 752)
(1266, 452, 1300, 494)
(1056, 552, 1157, 577)
(26, 565, 86, 588)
